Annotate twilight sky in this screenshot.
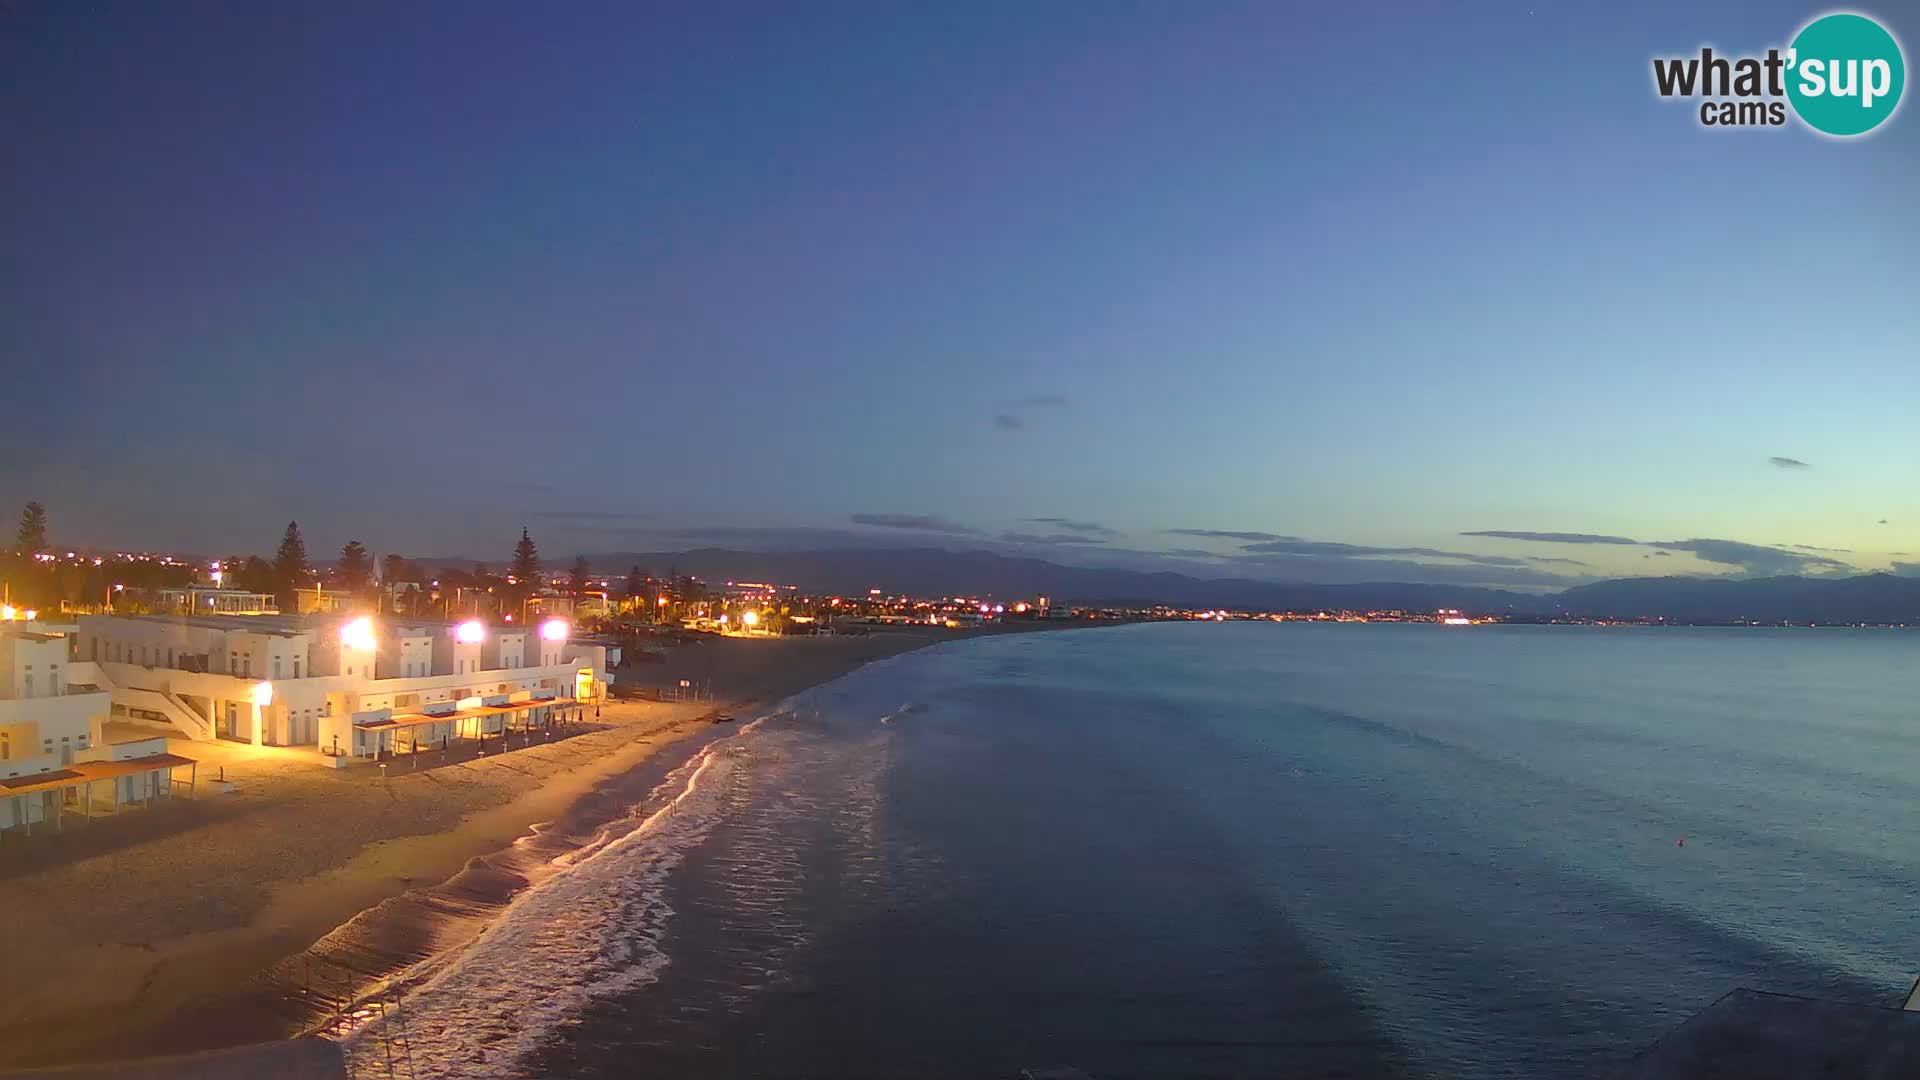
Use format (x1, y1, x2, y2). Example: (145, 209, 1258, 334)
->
(2, 1, 1915, 590)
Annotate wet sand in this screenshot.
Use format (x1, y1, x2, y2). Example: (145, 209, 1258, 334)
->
(0, 626, 1069, 1070)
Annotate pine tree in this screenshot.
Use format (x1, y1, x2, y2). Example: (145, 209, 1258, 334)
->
(569, 555, 592, 594)
(273, 521, 310, 606)
(338, 540, 373, 593)
(16, 502, 48, 553)
(625, 565, 645, 599)
(511, 528, 541, 587)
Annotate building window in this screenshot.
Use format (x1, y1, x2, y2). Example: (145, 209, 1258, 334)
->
(22, 675, 32, 697)
(274, 657, 283, 679)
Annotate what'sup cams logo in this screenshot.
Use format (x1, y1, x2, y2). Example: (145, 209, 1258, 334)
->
(1653, 11, 1905, 136)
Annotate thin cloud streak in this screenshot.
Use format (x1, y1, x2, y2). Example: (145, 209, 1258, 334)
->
(1462, 530, 1641, 545)
(1024, 517, 1118, 537)
(1240, 537, 1587, 570)
(849, 513, 981, 535)
(1468, 527, 1857, 576)
(526, 510, 653, 522)
(1000, 531, 1110, 546)
(1165, 528, 1287, 542)
(1648, 538, 1850, 576)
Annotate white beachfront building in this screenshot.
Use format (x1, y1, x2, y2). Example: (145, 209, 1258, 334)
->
(0, 628, 104, 770)
(70, 612, 613, 761)
(1, 625, 196, 831)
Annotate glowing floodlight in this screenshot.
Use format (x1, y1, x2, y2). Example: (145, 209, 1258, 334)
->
(456, 619, 485, 644)
(251, 681, 274, 707)
(741, 610, 759, 628)
(540, 618, 568, 641)
(341, 616, 376, 651)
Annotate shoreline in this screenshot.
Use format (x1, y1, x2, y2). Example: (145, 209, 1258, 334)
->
(0, 622, 1094, 1071)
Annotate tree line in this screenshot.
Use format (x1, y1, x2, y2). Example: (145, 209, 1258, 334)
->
(4, 502, 683, 619)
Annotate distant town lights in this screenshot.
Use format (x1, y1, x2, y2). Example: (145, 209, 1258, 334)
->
(456, 619, 485, 644)
(539, 618, 569, 641)
(341, 616, 376, 651)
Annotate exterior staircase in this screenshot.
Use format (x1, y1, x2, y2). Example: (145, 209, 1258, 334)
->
(84, 664, 218, 741)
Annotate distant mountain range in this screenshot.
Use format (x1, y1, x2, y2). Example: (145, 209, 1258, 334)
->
(1553, 572, 1920, 624)
(563, 547, 1920, 624)
(583, 546, 1553, 613)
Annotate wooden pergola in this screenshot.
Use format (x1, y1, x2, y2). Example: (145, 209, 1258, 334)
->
(0, 751, 199, 835)
(353, 697, 584, 759)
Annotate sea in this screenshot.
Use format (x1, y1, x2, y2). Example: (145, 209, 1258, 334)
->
(344, 622, 1920, 1079)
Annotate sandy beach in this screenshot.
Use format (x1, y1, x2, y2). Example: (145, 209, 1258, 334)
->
(0, 626, 1059, 1071)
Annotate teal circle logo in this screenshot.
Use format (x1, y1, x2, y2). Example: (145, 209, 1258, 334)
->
(1786, 13, 1905, 136)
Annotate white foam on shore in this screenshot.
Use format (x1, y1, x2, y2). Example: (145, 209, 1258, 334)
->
(339, 734, 748, 1079)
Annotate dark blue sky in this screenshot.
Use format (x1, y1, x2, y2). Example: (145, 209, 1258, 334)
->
(3, 1, 1914, 588)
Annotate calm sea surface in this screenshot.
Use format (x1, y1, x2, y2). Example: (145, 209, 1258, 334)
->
(355, 623, 1920, 1078)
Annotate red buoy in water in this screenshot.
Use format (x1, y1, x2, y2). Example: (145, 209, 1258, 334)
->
(1676, 838, 1685, 847)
